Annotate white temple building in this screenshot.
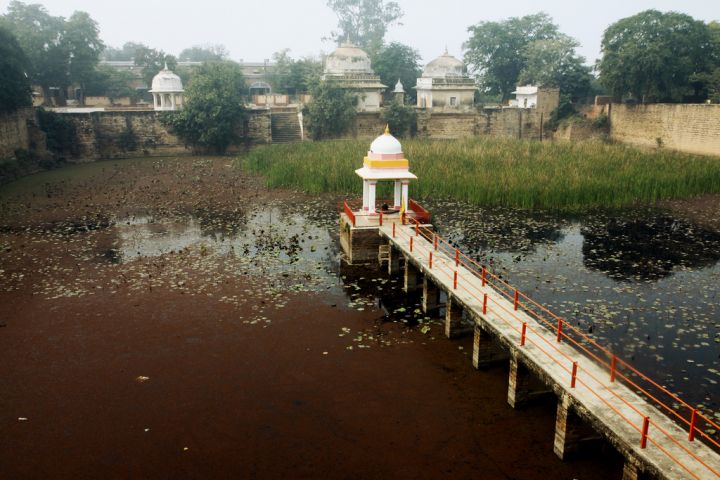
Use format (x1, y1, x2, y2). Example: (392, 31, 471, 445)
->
(149, 64, 184, 111)
(416, 49, 475, 111)
(322, 41, 386, 112)
(355, 126, 417, 213)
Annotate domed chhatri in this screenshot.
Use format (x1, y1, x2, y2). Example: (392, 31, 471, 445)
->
(322, 41, 386, 112)
(355, 126, 417, 213)
(416, 48, 475, 111)
(324, 41, 373, 75)
(423, 49, 464, 78)
(149, 64, 184, 111)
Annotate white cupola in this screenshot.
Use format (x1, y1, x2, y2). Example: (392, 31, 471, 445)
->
(149, 64, 184, 111)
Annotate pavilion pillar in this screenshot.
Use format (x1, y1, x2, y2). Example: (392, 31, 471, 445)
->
(362, 180, 369, 211)
(401, 181, 409, 210)
(171, 93, 176, 110)
(368, 181, 377, 213)
(393, 181, 402, 209)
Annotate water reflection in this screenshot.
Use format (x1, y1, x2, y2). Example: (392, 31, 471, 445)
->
(582, 216, 720, 281)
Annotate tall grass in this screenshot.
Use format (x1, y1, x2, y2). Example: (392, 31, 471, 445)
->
(239, 138, 720, 210)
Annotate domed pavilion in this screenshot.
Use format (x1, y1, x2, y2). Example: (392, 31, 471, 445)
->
(322, 41, 386, 112)
(416, 49, 475, 111)
(355, 126, 417, 214)
(150, 64, 184, 111)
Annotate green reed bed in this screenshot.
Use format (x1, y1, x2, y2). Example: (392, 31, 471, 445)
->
(239, 138, 720, 210)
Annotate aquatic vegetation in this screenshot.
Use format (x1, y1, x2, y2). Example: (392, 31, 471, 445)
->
(239, 138, 720, 211)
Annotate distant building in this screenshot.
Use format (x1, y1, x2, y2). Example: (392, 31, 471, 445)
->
(415, 49, 475, 111)
(322, 41, 386, 112)
(508, 85, 560, 116)
(149, 64, 184, 111)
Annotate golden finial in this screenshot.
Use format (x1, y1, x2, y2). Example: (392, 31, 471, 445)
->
(384, 124, 390, 135)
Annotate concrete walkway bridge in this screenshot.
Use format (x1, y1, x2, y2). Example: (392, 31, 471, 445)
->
(339, 202, 720, 480)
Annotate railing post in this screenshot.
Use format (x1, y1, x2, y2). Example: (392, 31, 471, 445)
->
(640, 416, 650, 449)
(429, 252, 433, 269)
(392, 222, 396, 238)
(415, 222, 418, 237)
(556, 319, 563, 342)
(455, 249, 459, 267)
(689, 409, 698, 442)
(571, 362, 578, 388)
(433, 234, 438, 251)
(481, 267, 486, 287)
(514, 289, 519, 310)
(410, 237, 413, 253)
(453, 271, 457, 289)
(520, 322, 527, 346)
(379, 212, 383, 226)
(610, 355, 617, 383)
(483, 293, 487, 315)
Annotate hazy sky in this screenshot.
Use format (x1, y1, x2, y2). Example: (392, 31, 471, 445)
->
(2, 0, 717, 66)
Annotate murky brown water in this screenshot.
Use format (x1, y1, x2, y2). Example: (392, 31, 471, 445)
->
(5, 156, 715, 478)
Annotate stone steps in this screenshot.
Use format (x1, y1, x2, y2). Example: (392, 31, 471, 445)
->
(271, 112, 302, 143)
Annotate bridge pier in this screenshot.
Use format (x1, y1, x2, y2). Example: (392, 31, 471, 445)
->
(507, 351, 552, 408)
(422, 277, 440, 313)
(403, 257, 420, 293)
(553, 393, 604, 460)
(621, 459, 648, 480)
(387, 244, 402, 275)
(472, 325, 508, 367)
(445, 295, 471, 338)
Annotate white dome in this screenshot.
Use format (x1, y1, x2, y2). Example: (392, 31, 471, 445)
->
(423, 50, 464, 78)
(150, 66, 184, 93)
(324, 42, 373, 75)
(393, 79, 405, 93)
(370, 129, 402, 155)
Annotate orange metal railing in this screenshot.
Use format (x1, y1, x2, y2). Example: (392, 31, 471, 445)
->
(387, 217, 720, 479)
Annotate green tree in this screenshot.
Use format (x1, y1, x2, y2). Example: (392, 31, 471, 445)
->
(64, 11, 104, 101)
(0, 25, 32, 113)
(303, 80, 356, 140)
(101, 42, 147, 61)
(326, 0, 403, 53)
(464, 12, 560, 100)
(381, 101, 416, 137)
(84, 64, 137, 102)
(162, 61, 246, 154)
(178, 44, 229, 62)
(370, 42, 421, 103)
(269, 49, 322, 94)
(598, 10, 714, 103)
(518, 36, 594, 102)
(134, 46, 177, 87)
(2, 1, 68, 103)
(2, 2, 103, 104)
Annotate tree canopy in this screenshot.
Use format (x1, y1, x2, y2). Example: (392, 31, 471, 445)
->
(178, 44, 229, 62)
(303, 80, 356, 140)
(134, 46, 177, 88)
(0, 25, 32, 113)
(464, 12, 561, 100)
(326, 0, 403, 53)
(370, 42, 421, 103)
(1, 1, 103, 103)
(162, 61, 246, 154)
(598, 10, 714, 103)
(518, 36, 594, 101)
(269, 50, 323, 95)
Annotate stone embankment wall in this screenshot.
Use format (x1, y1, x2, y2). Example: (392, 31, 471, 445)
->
(609, 104, 720, 156)
(348, 108, 549, 140)
(0, 108, 35, 158)
(66, 110, 272, 160)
